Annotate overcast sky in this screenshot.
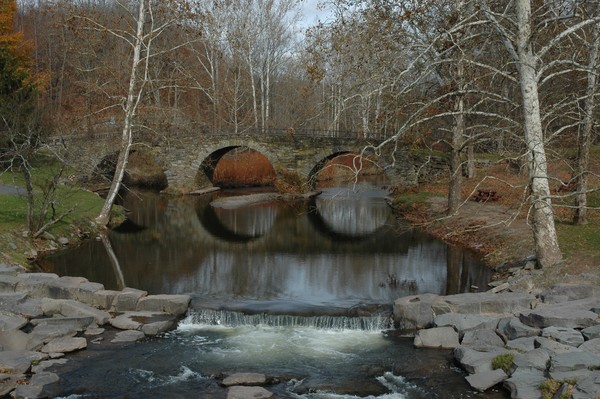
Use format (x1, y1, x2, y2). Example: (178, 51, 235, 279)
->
(298, 0, 333, 29)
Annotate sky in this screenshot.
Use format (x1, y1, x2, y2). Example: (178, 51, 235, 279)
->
(298, 0, 333, 29)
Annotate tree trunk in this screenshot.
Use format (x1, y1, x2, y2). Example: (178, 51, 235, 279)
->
(96, 0, 147, 227)
(448, 93, 464, 214)
(515, 0, 562, 268)
(574, 12, 600, 225)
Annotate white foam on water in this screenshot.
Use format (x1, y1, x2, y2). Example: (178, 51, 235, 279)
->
(127, 366, 206, 388)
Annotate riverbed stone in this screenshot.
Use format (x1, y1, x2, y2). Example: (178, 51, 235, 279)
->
(506, 337, 537, 352)
(0, 313, 27, 331)
(465, 369, 507, 392)
(541, 326, 584, 347)
(0, 293, 42, 318)
(549, 369, 592, 382)
(453, 346, 516, 374)
(433, 313, 499, 334)
(74, 282, 105, 305)
(461, 329, 505, 349)
(41, 337, 87, 354)
(40, 298, 110, 325)
(579, 338, 600, 355)
(0, 350, 47, 374)
(503, 368, 545, 399)
(582, 325, 600, 341)
(111, 330, 145, 343)
(227, 386, 273, 399)
(222, 373, 267, 387)
(393, 293, 439, 330)
(430, 292, 536, 317)
(413, 326, 459, 349)
(0, 374, 25, 397)
(110, 311, 176, 336)
(15, 273, 59, 298)
(30, 316, 95, 331)
(29, 324, 78, 345)
(13, 371, 60, 399)
(519, 299, 600, 329)
(93, 289, 118, 310)
(0, 265, 22, 276)
(550, 351, 600, 372)
(542, 284, 600, 304)
(112, 288, 147, 312)
(0, 329, 43, 351)
(497, 317, 541, 340)
(31, 358, 68, 374)
(0, 275, 19, 293)
(136, 294, 191, 316)
(512, 348, 550, 371)
(572, 371, 600, 399)
(535, 337, 583, 354)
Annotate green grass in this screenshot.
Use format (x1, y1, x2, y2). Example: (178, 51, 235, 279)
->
(0, 153, 110, 266)
(491, 353, 514, 374)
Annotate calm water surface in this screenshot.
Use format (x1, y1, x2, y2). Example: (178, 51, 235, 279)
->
(40, 185, 506, 399)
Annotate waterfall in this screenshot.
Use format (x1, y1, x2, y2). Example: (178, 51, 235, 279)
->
(181, 308, 393, 331)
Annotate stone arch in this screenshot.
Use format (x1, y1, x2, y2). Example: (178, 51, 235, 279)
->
(305, 149, 388, 188)
(192, 140, 279, 188)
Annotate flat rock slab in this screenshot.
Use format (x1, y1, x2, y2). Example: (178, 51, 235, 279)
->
(506, 337, 536, 353)
(454, 346, 515, 375)
(394, 293, 439, 330)
(0, 293, 42, 318)
(111, 330, 145, 343)
(0, 330, 44, 351)
(110, 311, 176, 336)
(551, 351, 600, 372)
(497, 317, 541, 340)
(582, 325, 600, 340)
(227, 386, 273, 399)
(461, 329, 504, 349)
(512, 348, 550, 371)
(41, 298, 110, 325)
(0, 350, 48, 374)
(503, 368, 545, 399)
(579, 338, 600, 355)
(434, 313, 499, 333)
(541, 326, 584, 347)
(465, 369, 507, 392)
(0, 313, 28, 331)
(542, 284, 600, 304)
(112, 288, 147, 312)
(223, 373, 267, 387)
(520, 299, 600, 329)
(41, 337, 87, 354)
(431, 292, 536, 317)
(0, 373, 26, 397)
(535, 337, 583, 354)
(137, 294, 191, 316)
(573, 371, 600, 399)
(414, 326, 459, 349)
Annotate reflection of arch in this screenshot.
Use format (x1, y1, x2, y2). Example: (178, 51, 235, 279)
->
(307, 151, 388, 188)
(196, 200, 277, 243)
(307, 196, 391, 241)
(193, 142, 277, 188)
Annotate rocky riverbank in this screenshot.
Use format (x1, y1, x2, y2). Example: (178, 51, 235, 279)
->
(395, 260, 600, 399)
(0, 264, 190, 398)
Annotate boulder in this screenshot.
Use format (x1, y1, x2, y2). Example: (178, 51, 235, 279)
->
(541, 284, 600, 304)
(579, 338, 600, 355)
(111, 330, 145, 343)
(393, 294, 439, 330)
(222, 373, 267, 387)
(0, 313, 28, 331)
(15, 273, 59, 298)
(227, 386, 273, 399)
(93, 289, 118, 310)
(0, 350, 47, 374)
(0, 374, 26, 397)
(433, 313, 499, 334)
(582, 325, 600, 341)
(0, 293, 42, 318)
(0, 275, 19, 293)
(413, 327, 459, 349)
(503, 368, 545, 399)
(506, 337, 537, 353)
(461, 329, 505, 349)
(137, 294, 191, 316)
(112, 288, 147, 312)
(519, 299, 600, 329)
(511, 348, 550, 371)
(465, 369, 507, 392)
(0, 330, 44, 351)
(110, 311, 176, 336)
(572, 371, 600, 399)
(41, 337, 87, 354)
(453, 346, 515, 375)
(497, 317, 541, 340)
(550, 351, 600, 372)
(541, 326, 584, 347)
(41, 298, 110, 325)
(431, 292, 536, 316)
(535, 337, 583, 354)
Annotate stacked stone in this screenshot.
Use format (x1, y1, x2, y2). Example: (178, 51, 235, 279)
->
(395, 285, 600, 399)
(0, 265, 191, 398)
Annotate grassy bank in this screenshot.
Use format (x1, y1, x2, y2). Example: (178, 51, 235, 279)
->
(0, 154, 113, 267)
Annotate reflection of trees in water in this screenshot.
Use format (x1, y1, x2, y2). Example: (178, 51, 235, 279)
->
(315, 197, 390, 236)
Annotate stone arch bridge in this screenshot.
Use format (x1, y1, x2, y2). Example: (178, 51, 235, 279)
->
(58, 129, 429, 192)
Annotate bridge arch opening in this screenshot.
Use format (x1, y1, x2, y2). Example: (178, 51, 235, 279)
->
(93, 146, 167, 190)
(196, 146, 276, 188)
(308, 151, 388, 188)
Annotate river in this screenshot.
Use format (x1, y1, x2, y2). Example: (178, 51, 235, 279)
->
(38, 184, 507, 398)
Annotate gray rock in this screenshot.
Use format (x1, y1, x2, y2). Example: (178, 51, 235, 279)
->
(535, 337, 583, 354)
(111, 330, 145, 343)
(15, 273, 59, 298)
(110, 311, 176, 336)
(520, 299, 600, 329)
(549, 369, 592, 382)
(30, 316, 95, 331)
(551, 351, 600, 372)
(222, 373, 267, 387)
(137, 294, 191, 316)
(506, 337, 537, 353)
(461, 329, 505, 349)
(0, 330, 44, 351)
(112, 287, 147, 312)
(31, 358, 68, 374)
(413, 327, 459, 349)
(41, 298, 110, 325)
(582, 325, 600, 341)
(431, 292, 536, 316)
(579, 338, 600, 355)
(0, 275, 19, 293)
(142, 320, 175, 336)
(0, 373, 25, 397)
(503, 368, 545, 399)
(13, 371, 61, 399)
(0, 313, 28, 331)
(29, 324, 78, 344)
(542, 284, 600, 304)
(74, 282, 104, 305)
(541, 326, 584, 347)
(41, 337, 87, 354)
(0, 293, 42, 317)
(465, 369, 507, 392)
(498, 317, 541, 340)
(93, 289, 118, 309)
(0, 350, 47, 374)
(512, 348, 550, 371)
(227, 386, 273, 399)
(453, 346, 515, 374)
(0, 265, 22, 276)
(58, 237, 69, 245)
(434, 313, 499, 334)
(573, 371, 600, 399)
(393, 294, 439, 330)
